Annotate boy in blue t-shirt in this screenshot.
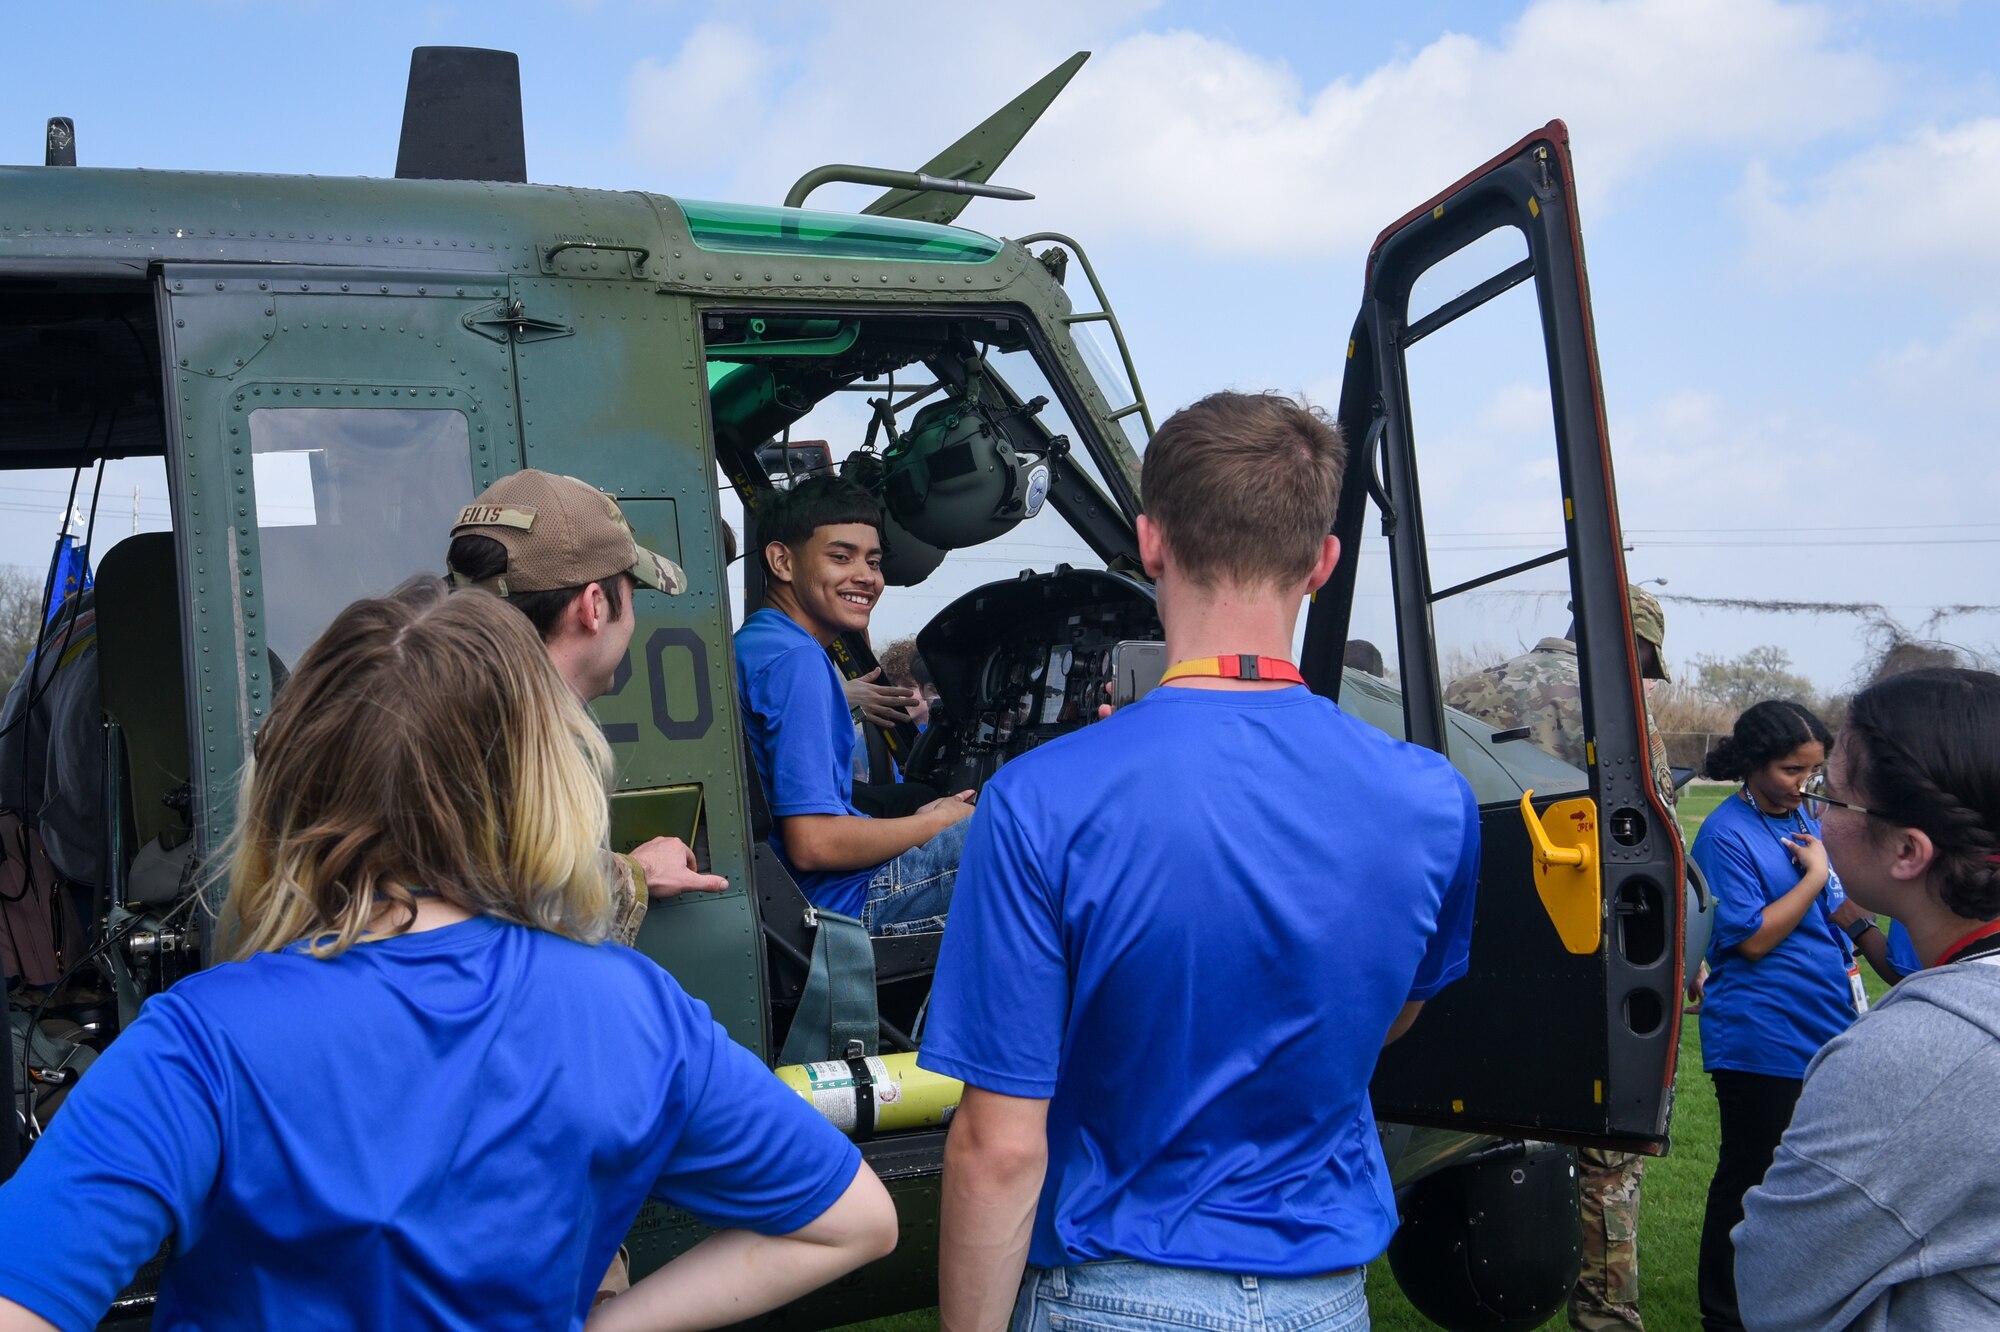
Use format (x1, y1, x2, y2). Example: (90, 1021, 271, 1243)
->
(921, 393, 1480, 1332)
(734, 477, 974, 935)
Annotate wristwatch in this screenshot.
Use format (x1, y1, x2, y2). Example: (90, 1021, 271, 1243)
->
(1844, 917, 1880, 943)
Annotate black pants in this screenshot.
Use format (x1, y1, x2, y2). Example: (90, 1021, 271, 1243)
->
(1699, 1070, 1804, 1331)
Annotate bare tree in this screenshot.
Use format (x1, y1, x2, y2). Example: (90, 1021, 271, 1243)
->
(0, 564, 48, 686)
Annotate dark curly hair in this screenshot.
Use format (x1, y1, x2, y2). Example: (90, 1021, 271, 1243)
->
(1704, 699, 1832, 782)
(1840, 668, 2000, 922)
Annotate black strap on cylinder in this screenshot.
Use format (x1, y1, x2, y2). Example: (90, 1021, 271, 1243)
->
(845, 1054, 877, 1141)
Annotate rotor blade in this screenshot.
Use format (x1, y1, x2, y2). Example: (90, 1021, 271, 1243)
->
(862, 51, 1087, 225)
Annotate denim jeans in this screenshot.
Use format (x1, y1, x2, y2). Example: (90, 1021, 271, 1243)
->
(860, 816, 969, 937)
(1012, 1260, 1369, 1332)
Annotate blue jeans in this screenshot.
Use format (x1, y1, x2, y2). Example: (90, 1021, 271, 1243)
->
(860, 816, 969, 937)
(1012, 1261, 1369, 1332)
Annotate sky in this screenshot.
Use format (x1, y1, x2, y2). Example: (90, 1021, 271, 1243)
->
(3, 0, 1997, 692)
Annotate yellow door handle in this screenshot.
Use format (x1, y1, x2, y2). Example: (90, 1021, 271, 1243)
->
(1519, 789, 1602, 953)
(1519, 790, 1586, 868)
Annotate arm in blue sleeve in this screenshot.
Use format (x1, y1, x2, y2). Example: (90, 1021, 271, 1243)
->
(919, 789, 1070, 1097)
(753, 650, 855, 817)
(0, 995, 225, 1332)
(650, 1014, 861, 1236)
(1409, 776, 1480, 1001)
(1693, 827, 1767, 953)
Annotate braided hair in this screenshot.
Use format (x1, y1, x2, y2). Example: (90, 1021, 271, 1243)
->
(1840, 668, 2000, 922)
(1704, 699, 1833, 782)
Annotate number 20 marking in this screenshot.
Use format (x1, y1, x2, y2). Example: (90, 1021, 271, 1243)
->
(601, 628, 714, 744)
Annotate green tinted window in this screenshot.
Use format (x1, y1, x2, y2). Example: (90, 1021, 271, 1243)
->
(679, 200, 1002, 264)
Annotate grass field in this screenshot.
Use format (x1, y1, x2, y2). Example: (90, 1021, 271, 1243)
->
(846, 782, 1867, 1332)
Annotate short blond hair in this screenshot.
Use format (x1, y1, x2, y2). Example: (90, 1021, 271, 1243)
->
(219, 577, 614, 960)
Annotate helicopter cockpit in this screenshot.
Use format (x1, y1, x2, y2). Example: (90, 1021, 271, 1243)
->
(705, 303, 1162, 800)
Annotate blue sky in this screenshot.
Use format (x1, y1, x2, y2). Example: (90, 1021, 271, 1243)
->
(4, 0, 1997, 690)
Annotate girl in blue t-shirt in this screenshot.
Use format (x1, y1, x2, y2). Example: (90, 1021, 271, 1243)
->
(0, 580, 893, 1332)
(1690, 699, 1851, 1332)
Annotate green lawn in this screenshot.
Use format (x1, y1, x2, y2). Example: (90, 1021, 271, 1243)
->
(845, 783, 1859, 1332)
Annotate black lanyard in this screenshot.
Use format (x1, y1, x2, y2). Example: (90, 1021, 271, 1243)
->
(1740, 787, 1843, 939)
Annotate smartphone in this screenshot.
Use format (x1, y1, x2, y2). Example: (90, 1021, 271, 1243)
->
(1106, 640, 1169, 709)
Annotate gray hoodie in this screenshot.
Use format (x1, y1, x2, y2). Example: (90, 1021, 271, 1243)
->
(1735, 955, 2000, 1330)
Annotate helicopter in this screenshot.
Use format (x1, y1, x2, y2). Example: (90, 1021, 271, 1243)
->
(0, 46, 1693, 1331)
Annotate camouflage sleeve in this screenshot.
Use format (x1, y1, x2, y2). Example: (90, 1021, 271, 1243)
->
(1645, 711, 1678, 810)
(603, 848, 648, 948)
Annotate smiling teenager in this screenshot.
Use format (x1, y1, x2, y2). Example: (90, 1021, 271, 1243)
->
(734, 476, 974, 937)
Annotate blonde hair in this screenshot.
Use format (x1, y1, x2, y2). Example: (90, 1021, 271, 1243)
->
(219, 577, 615, 960)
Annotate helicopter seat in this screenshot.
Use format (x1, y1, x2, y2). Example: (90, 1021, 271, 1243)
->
(94, 532, 194, 899)
(742, 735, 939, 1057)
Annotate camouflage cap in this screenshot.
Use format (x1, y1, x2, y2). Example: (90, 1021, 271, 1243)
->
(1627, 584, 1669, 682)
(448, 470, 685, 597)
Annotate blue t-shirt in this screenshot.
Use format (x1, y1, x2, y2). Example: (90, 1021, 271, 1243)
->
(1694, 791, 1857, 1078)
(1887, 918, 1922, 979)
(0, 917, 859, 1332)
(920, 685, 1480, 1276)
(735, 609, 876, 917)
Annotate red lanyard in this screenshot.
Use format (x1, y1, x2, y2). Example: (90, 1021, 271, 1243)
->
(1936, 918, 2000, 967)
(1158, 654, 1306, 686)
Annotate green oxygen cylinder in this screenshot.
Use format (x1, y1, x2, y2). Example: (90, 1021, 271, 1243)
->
(775, 1051, 964, 1138)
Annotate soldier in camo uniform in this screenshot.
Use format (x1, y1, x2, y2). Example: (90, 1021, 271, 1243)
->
(1444, 584, 1676, 1332)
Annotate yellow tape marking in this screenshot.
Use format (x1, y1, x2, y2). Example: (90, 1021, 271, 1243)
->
(1451, 1098, 1464, 1114)
(1347, 338, 1355, 360)
(1586, 740, 1597, 768)
(1529, 196, 1541, 218)
(1594, 1079, 1604, 1105)
(1564, 497, 1574, 520)
(1432, 205, 1445, 220)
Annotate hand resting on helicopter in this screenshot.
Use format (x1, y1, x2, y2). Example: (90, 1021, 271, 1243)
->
(632, 836, 730, 899)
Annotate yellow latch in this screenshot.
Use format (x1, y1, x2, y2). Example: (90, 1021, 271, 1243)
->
(1519, 790, 1602, 954)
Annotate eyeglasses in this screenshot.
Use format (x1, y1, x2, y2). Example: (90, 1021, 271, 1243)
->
(1802, 772, 1873, 821)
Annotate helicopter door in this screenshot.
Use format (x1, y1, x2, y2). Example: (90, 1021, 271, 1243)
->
(1300, 124, 1683, 1149)
(157, 265, 517, 863)
(500, 271, 765, 1056)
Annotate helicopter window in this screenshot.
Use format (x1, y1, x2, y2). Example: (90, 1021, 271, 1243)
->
(1067, 325, 1142, 454)
(246, 406, 473, 665)
(1399, 227, 1590, 798)
(703, 312, 1139, 654)
(679, 200, 1004, 265)
(985, 346, 1132, 521)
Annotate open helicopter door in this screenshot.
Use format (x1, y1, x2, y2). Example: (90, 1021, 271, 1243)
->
(1301, 123, 1683, 1149)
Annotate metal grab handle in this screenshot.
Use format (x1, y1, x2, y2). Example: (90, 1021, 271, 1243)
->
(1519, 789, 1586, 868)
(784, 165, 1032, 210)
(542, 240, 651, 269)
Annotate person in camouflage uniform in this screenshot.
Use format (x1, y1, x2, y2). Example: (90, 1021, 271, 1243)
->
(1443, 584, 1677, 1332)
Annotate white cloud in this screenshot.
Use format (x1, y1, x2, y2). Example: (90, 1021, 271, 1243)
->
(621, 1, 1159, 204)
(623, 23, 780, 176)
(1008, 0, 1888, 253)
(621, 0, 1888, 252)
(1743, 117, 2000, 281)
